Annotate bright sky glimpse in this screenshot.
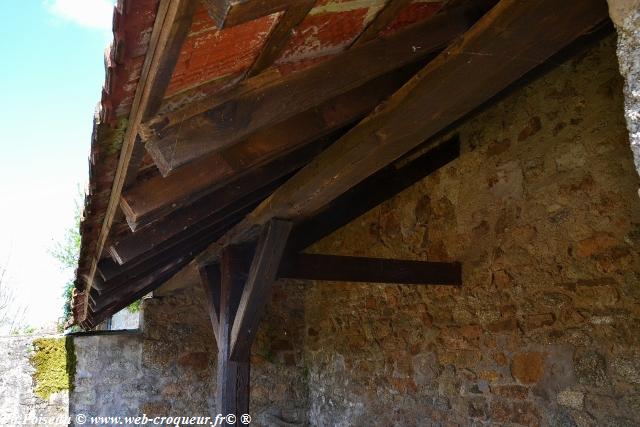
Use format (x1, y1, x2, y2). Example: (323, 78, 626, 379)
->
(0, 0, 115, 328)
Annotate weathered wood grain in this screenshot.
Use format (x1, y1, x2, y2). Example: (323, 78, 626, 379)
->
(229, 219, 292, 361)
(144, 5, 481, 174)
(208, 0, 608, 256)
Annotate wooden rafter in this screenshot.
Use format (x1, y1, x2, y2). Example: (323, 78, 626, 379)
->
(142, 4, 485, 174)
(122, 66, 419, 224)
(247, 0, 315, 76)
(80, 0, 197, 323)
(196, 0, 608, 261)
(111, 169, 289, 264)
(202, 0, 295, 28)
(351, 0, 413, 47)
(287, 136, 460, 252)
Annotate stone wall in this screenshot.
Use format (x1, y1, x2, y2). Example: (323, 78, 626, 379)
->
(62, 34, 640, 427)
(0, 335, 69, 427)
(70, 277, 308, 426)
(607, 0, 640, 176)
(302, 35, 640, 426)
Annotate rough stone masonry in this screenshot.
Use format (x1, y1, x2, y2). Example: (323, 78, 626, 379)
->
(69, 34, 640, 427)
(608, 0, 640, 176)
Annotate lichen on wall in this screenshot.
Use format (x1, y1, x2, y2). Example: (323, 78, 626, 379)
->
(30, 337, 75, 400)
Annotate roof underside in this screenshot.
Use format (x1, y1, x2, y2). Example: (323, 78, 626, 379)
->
(73, 0, 610, 328)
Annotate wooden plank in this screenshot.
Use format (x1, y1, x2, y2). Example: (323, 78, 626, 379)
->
(352, 0, 412, 47)
(97, 204, 249, 286)
(279, 254, 461, 285)
(143, 5, 483, 174)
(247, 0, 314, 76)
(209, 0, 608, 253)
(86, 250, 190, 328)
(202, 0, 293, 29)
(287, 136, 460, 252)
(217, 244, 254, 422)
(143, 1, 198, 120)
(229, 219, 292, 361)
(81, 0, 197, 323)
(199, 264, 221, 346)
(126, 66, 419, 219)
(91, 247, 194, 314)
(112, 169, 290, 263)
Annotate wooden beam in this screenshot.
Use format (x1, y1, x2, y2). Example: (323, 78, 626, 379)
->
(352, 0, 412, 47)
(143, 4, 484, 174)
(199, 264, 221, 345)
(217, 244, 253, 423)
(97, 204, 248, 287)
(91, 246, 195, 314)
(229, 219, 292, 361)
(143, 1, 198, 120)
(247, 0, 314, 76)
(124, 65, 418, 222)
(279, 254, 461, 285)
(111, 168, 290, 263)
(207, 0, 608, 254)
(287, 136, 460, 252)
(202, 0, 293, 29)
(86, 251, 187, 327)
(80, 0, 197, 323)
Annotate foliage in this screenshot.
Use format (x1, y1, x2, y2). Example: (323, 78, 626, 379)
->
(51, 189, 141, 327)
(127, 299, 142, 313)
(12, 325, 37, 335)
(49, 193, 82, 327)
(30, 337, 75, 399)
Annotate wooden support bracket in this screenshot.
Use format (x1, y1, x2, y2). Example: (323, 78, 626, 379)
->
(279, 254, 462, 286)
(229, 219, 293, 361)
(217, 243, 254, 422)
(199, 264, 222, 345)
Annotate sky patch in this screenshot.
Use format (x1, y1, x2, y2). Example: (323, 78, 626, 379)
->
(45, 0, 115, 30)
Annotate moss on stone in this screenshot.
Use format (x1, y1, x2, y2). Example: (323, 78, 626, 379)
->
(30, 337, 76, 400)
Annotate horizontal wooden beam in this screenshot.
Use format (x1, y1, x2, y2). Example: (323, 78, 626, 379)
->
(207, 0, 608, 255)
(123, 67, 418, 224)
(143, 4, 484, 174)
(279, 254, 461, 285)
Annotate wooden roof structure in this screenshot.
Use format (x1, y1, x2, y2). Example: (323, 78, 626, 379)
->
(73, 0, 609, 332)
(73, 0, 611, 417)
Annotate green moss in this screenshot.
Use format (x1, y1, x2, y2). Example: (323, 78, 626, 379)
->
(30, 337, 76, 400)
(127, 299, 142, 313)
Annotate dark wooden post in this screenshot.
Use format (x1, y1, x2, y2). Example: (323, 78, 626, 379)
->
(201, 220, 292, 424)
(217, 244, 253, 423)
